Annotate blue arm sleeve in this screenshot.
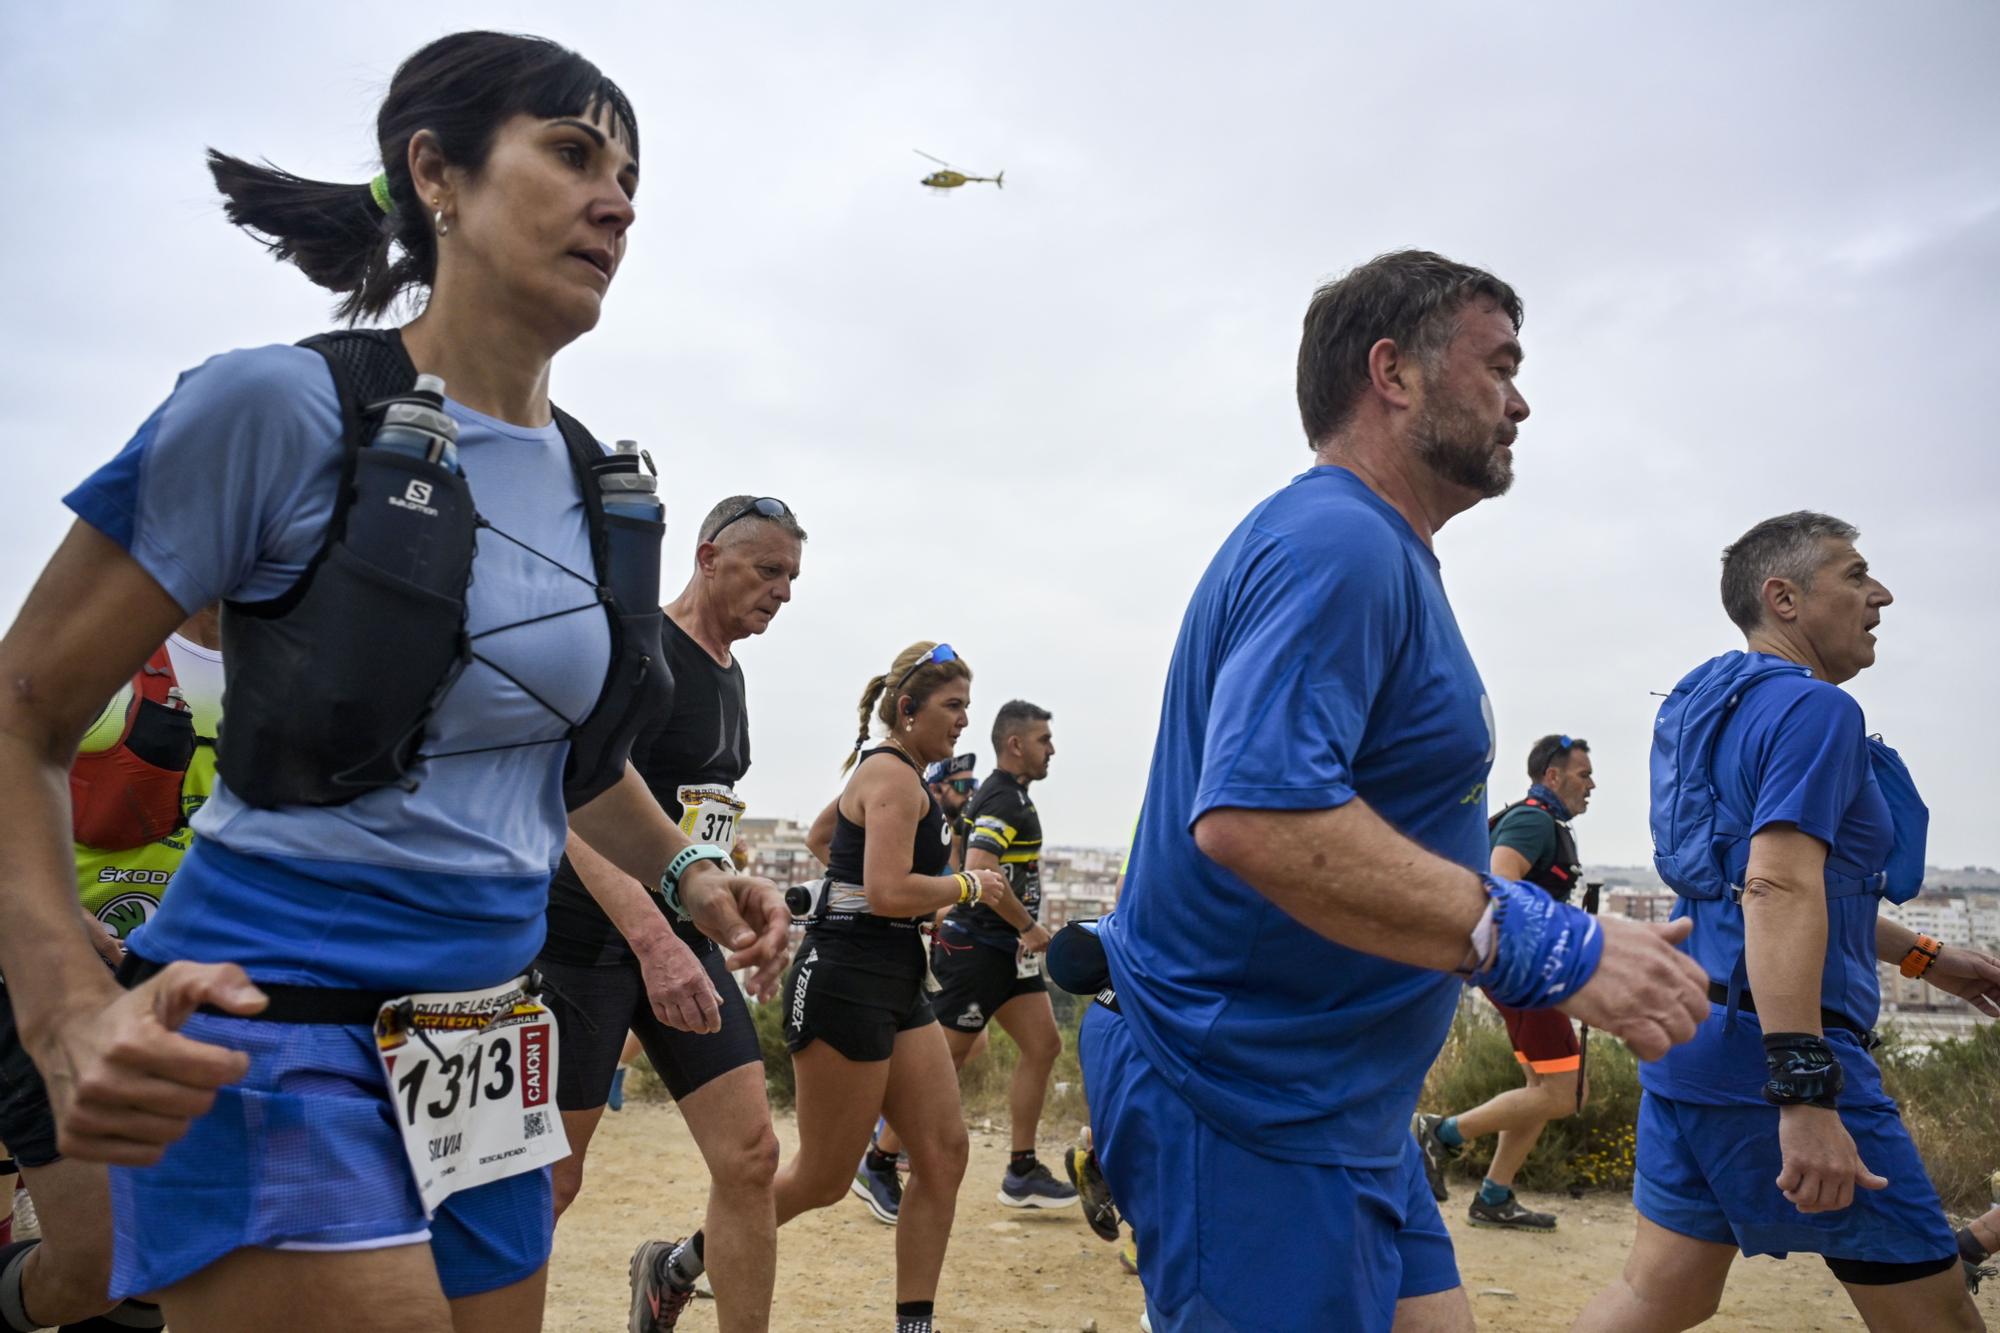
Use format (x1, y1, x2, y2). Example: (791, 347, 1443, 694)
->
(1747, 685, 1869, 848)
(63, 345, 343, 614)
(1191, 520, 1405, 822)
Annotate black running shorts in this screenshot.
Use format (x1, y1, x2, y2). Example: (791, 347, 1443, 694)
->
(929, 934, 1048, 1035)
(0, 981, 60, 1168)
(537, 932, 761, 1110)
(783, 924, 934, 1063)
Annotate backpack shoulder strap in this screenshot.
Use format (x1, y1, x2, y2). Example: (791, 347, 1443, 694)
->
(238, 329, 421, 619)
(549, 404, 608, 590)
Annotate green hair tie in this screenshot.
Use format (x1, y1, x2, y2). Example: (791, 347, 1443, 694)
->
(369, 171, 394, 215)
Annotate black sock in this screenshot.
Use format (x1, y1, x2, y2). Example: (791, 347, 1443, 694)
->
(865, 1146, 899, 1173)
(894, 1298, 935, 1332)
(1961, 1228, 1992, 1264)
(2, 1240, 42, 1333)
(1008, 1149, 1038, 1174)
(60, 1301, 167, 1332)
(666, 1230, 705, 1289)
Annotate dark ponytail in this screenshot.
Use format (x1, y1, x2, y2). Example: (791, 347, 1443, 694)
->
(208, 31, 638, 324)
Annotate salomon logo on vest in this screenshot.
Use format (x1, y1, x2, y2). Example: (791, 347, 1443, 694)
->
(391, 479, 438, 516)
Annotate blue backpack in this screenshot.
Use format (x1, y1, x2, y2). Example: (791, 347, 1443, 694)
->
(1650, 651, 1927, 905)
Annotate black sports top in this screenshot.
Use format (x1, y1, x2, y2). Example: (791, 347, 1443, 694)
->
(945, 768, 1044, 949)
(825, 747, 953, 895)
(540, 616, 750, 965)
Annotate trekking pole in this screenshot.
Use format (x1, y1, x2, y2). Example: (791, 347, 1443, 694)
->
(1574, 881, 1604, 1112)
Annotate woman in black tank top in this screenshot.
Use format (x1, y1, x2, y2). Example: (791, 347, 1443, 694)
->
(771, 642, 1033, 1333)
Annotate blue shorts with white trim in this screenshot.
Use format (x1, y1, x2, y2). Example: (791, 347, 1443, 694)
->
(109, 1012, 551, 1301)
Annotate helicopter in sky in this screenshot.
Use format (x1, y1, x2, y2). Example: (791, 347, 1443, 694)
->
(915, 149, 1004, 192)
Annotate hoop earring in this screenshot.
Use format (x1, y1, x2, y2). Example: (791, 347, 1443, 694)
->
(434, 208, 450, 238)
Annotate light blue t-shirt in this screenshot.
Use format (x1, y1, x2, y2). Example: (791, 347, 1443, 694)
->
(64, 343, 612, 988)
(1097, 466, 1493, 1167)
(1642, 658, 1895, 1109)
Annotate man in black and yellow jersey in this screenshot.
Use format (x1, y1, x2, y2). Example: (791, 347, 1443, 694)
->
(929, 700, 1077, 1208)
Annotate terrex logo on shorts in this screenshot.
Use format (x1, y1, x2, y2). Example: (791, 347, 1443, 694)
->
(389, 479, 439, 517)
(791, 947, 817, 1033)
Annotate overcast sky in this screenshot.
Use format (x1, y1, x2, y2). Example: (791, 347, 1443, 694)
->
(3, 2, 1996, 865)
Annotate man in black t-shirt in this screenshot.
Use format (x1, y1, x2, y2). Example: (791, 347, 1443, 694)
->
(871, 702, 1078, 1214)
(924, 752, 978, 867)
(538, 495, 805, 1333)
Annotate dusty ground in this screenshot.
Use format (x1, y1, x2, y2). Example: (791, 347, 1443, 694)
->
(548, 1101, 1999, 1331)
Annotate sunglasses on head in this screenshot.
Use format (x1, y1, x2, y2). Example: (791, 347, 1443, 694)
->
(891, 643, 958, 697)
(708, 496, 793, 541)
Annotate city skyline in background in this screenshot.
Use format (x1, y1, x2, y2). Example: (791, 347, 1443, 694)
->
(3, 3, 1996, 863)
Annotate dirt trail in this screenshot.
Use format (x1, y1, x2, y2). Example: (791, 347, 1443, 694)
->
(548, 1102, 1998, 1331)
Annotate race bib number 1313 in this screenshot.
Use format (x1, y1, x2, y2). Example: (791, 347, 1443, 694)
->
(374, 974, 570, 1214)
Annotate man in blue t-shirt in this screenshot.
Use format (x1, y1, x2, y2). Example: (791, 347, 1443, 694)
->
(1575, 512, 2000, 1333)
(1081, 250, 1711, 1333)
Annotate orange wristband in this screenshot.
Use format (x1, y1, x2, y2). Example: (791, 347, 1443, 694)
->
(1900, 934, 1942, 979)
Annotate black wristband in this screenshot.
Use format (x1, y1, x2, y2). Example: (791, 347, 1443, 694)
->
(1761, 1031, 1843, 1109)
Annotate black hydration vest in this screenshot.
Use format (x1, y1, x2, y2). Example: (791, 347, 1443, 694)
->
(1488, 795, 1582, 902)
(217, 328, 670, 812)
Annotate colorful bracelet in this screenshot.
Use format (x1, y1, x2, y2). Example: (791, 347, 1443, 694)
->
(954, 872, 977, 906)
(659, 844, 732, 922)
(1899, 934, 1942, 979)
(1465, 874, 1604, 1009)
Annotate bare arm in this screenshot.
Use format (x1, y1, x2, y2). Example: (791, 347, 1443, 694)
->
(1195, 799, 1708, 1059)
(961, 846, 1035, 932)
(1879, 914, 2000, 1017)
(568, 763, 790, 1000)
(1489, 845, 1533, 880)
(0, 523, 265, 1162)
(1194, 801, 1487, 970)
(1739, 825, 1831, 1034)
(850, 759, 1003, 918)
(564, 830, 721, 1032)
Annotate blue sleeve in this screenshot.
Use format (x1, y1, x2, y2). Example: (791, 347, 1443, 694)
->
(1746, 685, 1869, 848)
(1191, 517, 1406, 821)
(63, 345, 344, 614)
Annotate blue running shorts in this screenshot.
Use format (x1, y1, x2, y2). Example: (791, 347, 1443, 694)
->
(108, 1012, 552, 1301)
(1081, 1004, 1458, 1332)
(1634, 1090, 1956, 1265)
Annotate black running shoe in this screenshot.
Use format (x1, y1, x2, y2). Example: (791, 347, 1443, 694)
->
(1065, 1144, 1121, 1241)
(852, 1152, 903, 1224)
(998, 1158, 1079, 1209)
(1466, 1193, 1557, 1231)
(1411, 1113, 1457, 1203)
(628, 1239, 696, 1332)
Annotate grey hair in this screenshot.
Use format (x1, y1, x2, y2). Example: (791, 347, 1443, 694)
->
(699, 495, 809, 544)
(1719, 511, 1859, 632)
(1296, 249, 1523, 448)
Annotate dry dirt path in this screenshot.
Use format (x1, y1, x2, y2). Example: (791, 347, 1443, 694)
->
(548, 1101, 1998, 1331)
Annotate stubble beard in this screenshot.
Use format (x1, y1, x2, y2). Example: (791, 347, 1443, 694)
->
(1413, 392, 1516, 499)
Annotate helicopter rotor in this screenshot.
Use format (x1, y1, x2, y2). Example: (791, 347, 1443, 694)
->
(913, 149, 954, 168)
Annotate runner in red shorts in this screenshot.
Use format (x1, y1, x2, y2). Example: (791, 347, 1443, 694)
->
(1414, 735, 1596, 1231)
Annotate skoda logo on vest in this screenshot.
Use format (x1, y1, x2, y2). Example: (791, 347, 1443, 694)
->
(390, 478, 439, 517)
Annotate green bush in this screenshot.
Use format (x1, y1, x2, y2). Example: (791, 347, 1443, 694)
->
(749, 998, 796, 1109)
(1417, 997, 1641, 1193)
(1878, 1020, 2000, 1211)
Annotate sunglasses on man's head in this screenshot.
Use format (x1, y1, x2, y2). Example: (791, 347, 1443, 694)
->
(708, 496, 793, 541)
(891, 643, 958, 696)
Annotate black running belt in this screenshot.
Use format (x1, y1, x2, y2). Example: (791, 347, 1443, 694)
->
(1706, 980, 1878, 1050)
(118, 952, 401, 1027)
